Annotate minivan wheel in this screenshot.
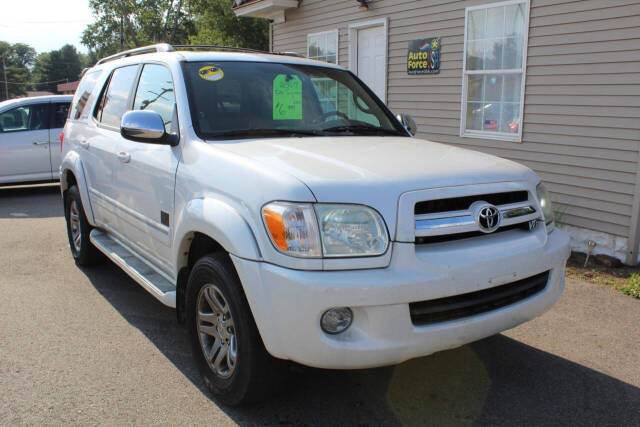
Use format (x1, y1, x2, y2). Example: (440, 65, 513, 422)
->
(64, 185, 101, 266)
(186, 253, 285, 406)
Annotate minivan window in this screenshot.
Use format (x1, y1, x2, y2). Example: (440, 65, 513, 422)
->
(0, 104, 50, 133)
(182, 61, 406, 139)
(52, 103, 70, 129)
(97, 65, 139, 128)
(133, 64, 176, 134)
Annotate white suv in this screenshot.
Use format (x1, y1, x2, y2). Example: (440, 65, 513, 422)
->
(60, 44, 570, 405)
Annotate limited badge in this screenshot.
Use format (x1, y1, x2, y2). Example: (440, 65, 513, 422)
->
(198, 65, 224, 81)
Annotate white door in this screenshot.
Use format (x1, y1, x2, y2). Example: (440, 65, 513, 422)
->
(113, 63, 180, 270)
(357, 25, 386, 102)
(0, 103, 52, 184)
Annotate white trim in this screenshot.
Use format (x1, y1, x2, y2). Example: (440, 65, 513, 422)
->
(459, 0, 530, 143)
(233, 0, 298, 23)
(348, 18, 389, 104)
(307, 29, 339, 65)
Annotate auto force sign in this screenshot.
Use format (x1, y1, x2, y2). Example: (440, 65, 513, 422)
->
(407, 38, 441, 74)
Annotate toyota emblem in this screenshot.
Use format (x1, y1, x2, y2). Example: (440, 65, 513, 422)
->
(476, 204, 501, 233)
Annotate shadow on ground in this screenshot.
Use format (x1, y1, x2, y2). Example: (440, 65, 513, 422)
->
(80, 261, 640, 426)
(0, 184, 62, 219)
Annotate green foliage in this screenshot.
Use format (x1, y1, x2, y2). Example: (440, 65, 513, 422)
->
(0, 41, 37, 100)
(622, 274, 640, 299)
(189, 0, 269, 50)
(81, 0, 198, 59)
(81, 0, 269, 61)
(31, 45, 84, 93)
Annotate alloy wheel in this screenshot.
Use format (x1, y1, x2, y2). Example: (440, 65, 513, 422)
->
(196, 284, 237, 378)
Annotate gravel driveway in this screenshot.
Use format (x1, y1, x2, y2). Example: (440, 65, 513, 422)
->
(1, 184, 638, 425)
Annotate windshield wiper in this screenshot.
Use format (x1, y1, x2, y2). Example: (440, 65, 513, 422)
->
(321, 125, 405, 136)
(208, 128, 323, 139)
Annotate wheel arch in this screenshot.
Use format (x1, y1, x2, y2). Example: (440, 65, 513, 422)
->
(173, 198, 263, 322)
(60, 152, 95, 225)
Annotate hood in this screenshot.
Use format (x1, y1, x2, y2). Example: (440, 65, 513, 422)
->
(216, 136, 539, 237)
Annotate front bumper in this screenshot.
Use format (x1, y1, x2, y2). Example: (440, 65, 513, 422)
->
(232, 227, 570, 369)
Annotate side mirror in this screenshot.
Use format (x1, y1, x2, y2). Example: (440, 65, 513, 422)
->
(120, 110, 177, 145)
(396, 113, 418, 137)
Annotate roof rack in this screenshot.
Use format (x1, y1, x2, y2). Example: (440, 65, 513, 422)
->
(96, 43, 174, 65)
(95, 43, 305, 66)
(172, 44, 266, 54)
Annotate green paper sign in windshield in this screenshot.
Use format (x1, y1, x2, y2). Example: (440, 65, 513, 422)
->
(273, 74, 302, 120)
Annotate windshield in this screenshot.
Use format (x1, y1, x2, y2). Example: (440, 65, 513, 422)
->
(182, 61, 408, 139)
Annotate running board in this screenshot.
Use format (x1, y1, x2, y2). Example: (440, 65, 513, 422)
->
(89, 229, 176, 308)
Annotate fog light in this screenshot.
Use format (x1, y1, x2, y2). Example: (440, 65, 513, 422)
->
(321, 307, 353, 334)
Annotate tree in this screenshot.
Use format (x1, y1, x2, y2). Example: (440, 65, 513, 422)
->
(81, 0, 197, 59)
(31, 45, 84, 93)
(189, 0, 269, 50)
(0, 41, 36, 101)
(80, 0, 269, 62)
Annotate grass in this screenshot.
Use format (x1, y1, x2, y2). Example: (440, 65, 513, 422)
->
(566, 254, 640, 299)
(621, 274, 640, 298)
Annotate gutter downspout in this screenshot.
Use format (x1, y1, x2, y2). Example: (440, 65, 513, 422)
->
(625, 146, 640, 265)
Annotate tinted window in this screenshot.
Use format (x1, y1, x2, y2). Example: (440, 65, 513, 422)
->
(133, 64, 176, 133)
(98, 65, 138, 128)
(182, 62, 405, 139)
(71, 70, 102, 120)
(0, 103, 50, 133)
(52, 103, 70, 128)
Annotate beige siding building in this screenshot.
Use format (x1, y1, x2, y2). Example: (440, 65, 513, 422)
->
(234, 0, 640, 263)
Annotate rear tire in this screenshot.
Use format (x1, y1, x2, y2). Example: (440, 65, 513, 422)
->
(64, 185, 101, 266)
(186, 253, 285, 406)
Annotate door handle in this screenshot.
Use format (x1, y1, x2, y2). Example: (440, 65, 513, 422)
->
(78, 140, 89, 149)
(33, 141, 49, 146)
(117, 152, 131, 163)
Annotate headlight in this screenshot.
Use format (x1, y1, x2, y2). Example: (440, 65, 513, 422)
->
(262, 202, 389, 258)
(314, 204, 389, 257)
(262, 202, 321, 257)
(536, 183, 554, 230)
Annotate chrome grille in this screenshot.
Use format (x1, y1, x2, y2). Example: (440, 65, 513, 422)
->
(414, 190, 540, 243)
(415, 191, 528, 215)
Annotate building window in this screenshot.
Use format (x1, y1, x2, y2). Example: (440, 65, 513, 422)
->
(461, 0, 529, 141)
(308, 30, 339, 111)
(307, 30, 338, 64)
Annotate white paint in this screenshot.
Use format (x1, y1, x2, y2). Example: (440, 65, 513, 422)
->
(357, 26, 386, 101)
(558, 224, 629, 262)
(348, 18, 388, 103)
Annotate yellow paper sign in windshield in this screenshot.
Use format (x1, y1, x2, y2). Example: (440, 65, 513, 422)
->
(198, 65, 224, 81)
(273, 74, 302, 120)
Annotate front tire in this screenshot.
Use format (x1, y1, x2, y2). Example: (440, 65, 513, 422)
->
(186, 253, 284, 406)
(64, 185, 101, 266)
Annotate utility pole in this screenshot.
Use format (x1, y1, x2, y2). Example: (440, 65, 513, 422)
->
(2, 56, 8, 101)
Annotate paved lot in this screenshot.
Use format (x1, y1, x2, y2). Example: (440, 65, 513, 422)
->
(1, 184, 639, 426)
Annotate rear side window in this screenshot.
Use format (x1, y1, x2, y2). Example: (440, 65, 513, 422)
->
(95, 65, 138, 128)
(0, 103, 50, 133)
(52, 103, 70, 129)
(133, 64, 176, 133)
(70, 70, 102, 120)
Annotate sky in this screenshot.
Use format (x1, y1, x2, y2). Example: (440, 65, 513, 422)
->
(0, 0, 94, 54)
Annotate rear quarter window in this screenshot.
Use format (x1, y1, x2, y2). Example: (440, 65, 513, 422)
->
(70, 70, 103, 120)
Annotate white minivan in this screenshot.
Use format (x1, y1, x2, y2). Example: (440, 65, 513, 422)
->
(0, 95, 72, 185)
